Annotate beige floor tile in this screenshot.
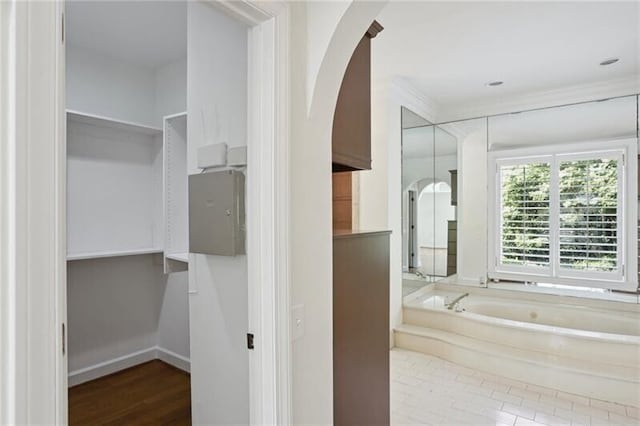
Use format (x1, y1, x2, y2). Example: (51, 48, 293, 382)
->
(390, 349, 636, 426)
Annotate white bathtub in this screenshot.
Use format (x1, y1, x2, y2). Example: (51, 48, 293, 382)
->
(395, 284, 640, 406)
(417, 290, 640, 339)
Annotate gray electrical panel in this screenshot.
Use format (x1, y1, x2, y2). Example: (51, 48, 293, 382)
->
(189, 170, 245, 256)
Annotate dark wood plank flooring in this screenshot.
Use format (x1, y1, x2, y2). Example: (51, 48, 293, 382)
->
(69, 360, 191, 425)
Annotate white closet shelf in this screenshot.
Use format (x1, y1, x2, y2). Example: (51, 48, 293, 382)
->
(164, 111, 187, 120)
(67, 110, 163, 136)
(166, 252, 189, 263)
(67, 248, 163, 261)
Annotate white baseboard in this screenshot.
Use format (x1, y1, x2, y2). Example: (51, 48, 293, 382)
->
(156, 346, 191, 373)
(68, 347, 157, 387)
(68, 346, 191, 387)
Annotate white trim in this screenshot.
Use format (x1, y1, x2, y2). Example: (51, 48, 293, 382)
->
(439, 76, 640, 123)
(242, 2, 291, 424)
(68, 346, 191, 387)
(201, 1, 292, 424)
(0, 1, 67, 423)
(155, 347, 191, 373)
(0, 1, 18, 422)
(68, 347, 158, 387)
(390, 78, 439, 124)
(487, 139, 637, 290)
(390, 77, 440, 123)
(212, 0, 285, 26)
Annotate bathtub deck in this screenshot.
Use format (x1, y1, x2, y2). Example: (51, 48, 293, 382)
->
(391, 348, 639, 426)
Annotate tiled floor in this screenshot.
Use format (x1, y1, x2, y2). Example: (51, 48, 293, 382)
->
(391, 349, 639, 426)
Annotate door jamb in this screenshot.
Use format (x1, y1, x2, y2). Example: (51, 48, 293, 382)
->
(212, 2, 292, 424)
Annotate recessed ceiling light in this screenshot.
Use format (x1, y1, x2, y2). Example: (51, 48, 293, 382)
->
(486, 81, 504, 87)
(600, 58, 619, 66)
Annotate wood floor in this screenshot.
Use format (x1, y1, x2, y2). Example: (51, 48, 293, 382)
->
(69, 360, 191, 425)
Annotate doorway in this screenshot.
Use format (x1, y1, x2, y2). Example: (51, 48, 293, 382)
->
(61, 1, 289, 424)
(2, 0, 290, 422)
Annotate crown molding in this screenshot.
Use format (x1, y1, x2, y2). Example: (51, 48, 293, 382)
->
(438, 75, 640, 123)
(388, 77, 441, 124)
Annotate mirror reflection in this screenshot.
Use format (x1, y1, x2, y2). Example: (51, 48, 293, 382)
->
(401, 108, 460, 295)
(400, 96, 638, 299)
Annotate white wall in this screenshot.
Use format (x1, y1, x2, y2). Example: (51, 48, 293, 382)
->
(67, 256, 164, 373)
(289, 6, 333, 423)
(305, 1, 350, 113)
(157, 274, 190, 363)
(66, 45, 156, 127)
(67, 48, 188, 130)
(155, 59, 187, 125)
(186, 3, 248, 424)
(458, 128, 489, 284)
(417, 188, 454, 248)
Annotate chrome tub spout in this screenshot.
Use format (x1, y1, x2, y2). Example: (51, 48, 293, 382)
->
(446, 292, 469, 310)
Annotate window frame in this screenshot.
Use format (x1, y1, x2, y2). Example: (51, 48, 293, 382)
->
(487, 139, 637, 291)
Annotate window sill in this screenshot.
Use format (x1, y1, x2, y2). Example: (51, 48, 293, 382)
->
(488, 281, 639, 304)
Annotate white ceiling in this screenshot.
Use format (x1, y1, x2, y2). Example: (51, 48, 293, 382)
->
(374, 1, 639, 118)
(66, 1, 187, 70)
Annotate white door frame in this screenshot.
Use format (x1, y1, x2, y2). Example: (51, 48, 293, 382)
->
(1, 0, 67, 424)
(0, 0, 291, 424)
(214, 1, 292, 424)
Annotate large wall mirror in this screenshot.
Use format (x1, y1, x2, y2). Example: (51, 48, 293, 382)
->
(401, 96, 638, 299)
(401, 107, 460, 296)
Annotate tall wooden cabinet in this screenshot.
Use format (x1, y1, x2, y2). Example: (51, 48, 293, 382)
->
(333, 231, 390, 425)
(332, 21, 383, 172)
(331, 19, 389, 426)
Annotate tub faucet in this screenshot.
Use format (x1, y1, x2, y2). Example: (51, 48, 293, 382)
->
(415, 271, 426, 279)
(446, 293, 469, 310)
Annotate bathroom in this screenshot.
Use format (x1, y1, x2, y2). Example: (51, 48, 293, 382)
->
(360, 2, 640, 424)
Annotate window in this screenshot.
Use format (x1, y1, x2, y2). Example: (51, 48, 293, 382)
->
(488, 140, 637, 290)
(558, 156, 620, 274)
(500, 161, 551, 269)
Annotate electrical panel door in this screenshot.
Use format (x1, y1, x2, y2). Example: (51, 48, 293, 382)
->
(188, 170, 245, 256)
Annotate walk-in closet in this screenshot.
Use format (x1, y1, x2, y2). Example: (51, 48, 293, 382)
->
(65, 2, 250, 423)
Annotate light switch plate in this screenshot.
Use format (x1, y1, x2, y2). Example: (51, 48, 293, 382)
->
(291, 304, 305, 341)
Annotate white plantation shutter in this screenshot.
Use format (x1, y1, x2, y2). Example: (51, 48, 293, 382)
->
(557, 155, 622, 277)
(499, 161, 551, 270)
(489, 144, 632, 289)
